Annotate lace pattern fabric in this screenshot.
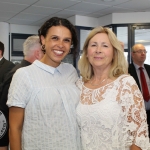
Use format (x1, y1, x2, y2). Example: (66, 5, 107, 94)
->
(76, 75, 150, 150)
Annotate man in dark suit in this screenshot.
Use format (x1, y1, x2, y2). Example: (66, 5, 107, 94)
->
(128, 43, 150, 137)
(0, 36, 44, 150)
(0, 41, 15, 85)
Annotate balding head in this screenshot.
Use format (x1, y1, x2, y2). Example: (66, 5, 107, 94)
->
(131, 43, 147, 66)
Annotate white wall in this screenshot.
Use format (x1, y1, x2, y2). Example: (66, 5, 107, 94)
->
(112, 12, 150, 24)
(98, 14, 112, 26)
(73, 12, 150, 27)
(0, 22, 9, 59)
(10, 24, 39, 34)
(73, 15, 99, 27)
(98, 12, 150, 26)
(68, 16, 76, 26)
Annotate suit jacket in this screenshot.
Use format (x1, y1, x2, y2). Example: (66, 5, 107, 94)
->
(0, 57, 15, 84)
(128, 63, 150, 91)
(0, 59, 31, 114)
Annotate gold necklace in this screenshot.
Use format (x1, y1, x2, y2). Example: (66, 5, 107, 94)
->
(89, 78, 107, 86)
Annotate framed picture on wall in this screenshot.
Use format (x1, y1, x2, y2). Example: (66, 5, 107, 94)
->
(11, 33, 33, 56)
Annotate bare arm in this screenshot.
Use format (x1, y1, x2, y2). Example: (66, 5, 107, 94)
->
(9, 107, 24, 150)
(130, 144, 141, 150)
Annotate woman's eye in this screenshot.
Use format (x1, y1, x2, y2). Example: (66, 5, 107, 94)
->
(52, 36, 58, 40)
(103, 45, 108, 47)
(64, 39, 71, 43)
(91, 44, 96, 47)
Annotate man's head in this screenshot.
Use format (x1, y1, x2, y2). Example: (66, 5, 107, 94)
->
(23, 35, 44, 63)
(0, 41, 4, 58)
(131, 43, 147, 66)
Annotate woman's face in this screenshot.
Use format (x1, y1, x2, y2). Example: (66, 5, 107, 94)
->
(87, 33, 114, 70)
(41, 25, 72, 67)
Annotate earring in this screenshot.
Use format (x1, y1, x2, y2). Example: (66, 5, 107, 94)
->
(41, 45, 46, 54)
(68, 49, 71, 54)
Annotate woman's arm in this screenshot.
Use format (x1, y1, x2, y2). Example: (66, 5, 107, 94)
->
(121, 76, 150, 149)
(130, 144, 141, 150)
(9, 107, 24, 150)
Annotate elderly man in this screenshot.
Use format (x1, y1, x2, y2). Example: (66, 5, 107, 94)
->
(128, 43, 150, 137)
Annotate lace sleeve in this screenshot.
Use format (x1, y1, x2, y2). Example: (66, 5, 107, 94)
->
(120, 76, 150, 149)
(76, 78, 83, 91)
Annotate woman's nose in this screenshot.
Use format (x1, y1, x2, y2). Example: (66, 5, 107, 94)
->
(57, 40, 64, 48)
(95, 46, 102, 53)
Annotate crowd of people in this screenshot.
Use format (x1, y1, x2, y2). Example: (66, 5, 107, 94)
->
(0, 17, 150, 150)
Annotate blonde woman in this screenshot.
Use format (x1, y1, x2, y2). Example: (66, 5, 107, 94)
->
(76, 26, 150, 150)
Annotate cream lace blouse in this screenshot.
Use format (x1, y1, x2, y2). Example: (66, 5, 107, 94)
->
(76, 74, 150, 150)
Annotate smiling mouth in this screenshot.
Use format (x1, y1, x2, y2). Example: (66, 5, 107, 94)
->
(54, 50, 64, 55)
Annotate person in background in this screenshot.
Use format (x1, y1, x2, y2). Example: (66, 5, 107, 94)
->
(7, 17, 81, 150)
(76, 26, 150, 150)
(0, 41, 15, 150)
(128, 43, 150, 137)
(0, 41, 15, 85)
(0, 35, 44, 150)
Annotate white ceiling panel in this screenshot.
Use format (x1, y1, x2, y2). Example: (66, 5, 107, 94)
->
(0, 11, 17, 18)
(91, 6, 133, 17)
(7, 18, 36, 25)
(0, 17, 9, 22)
(66, 2, 110, 13)
(12, 13, 47, 21)
(0, 0, 38, 5)
(0, 2, 28, 12)
(0, 0, 150, 26)
(83, 0, 131, 6)
(34, 0, 81, 9)
(55, 9, 89, 18)
(30, 15, 53, 26)
(117, 0, 150, 11)
(23, 6, 61, 15)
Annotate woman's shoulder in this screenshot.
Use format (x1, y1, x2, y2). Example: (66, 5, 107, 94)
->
(13, 64, 35, 79)
(61, 62, 74, 68)
(117, 74, 136, 84)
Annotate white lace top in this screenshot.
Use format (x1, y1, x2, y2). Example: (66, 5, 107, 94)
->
(76, 75, 150, 150)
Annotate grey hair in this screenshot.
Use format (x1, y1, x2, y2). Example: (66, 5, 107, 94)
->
(23, 35, 41, 56)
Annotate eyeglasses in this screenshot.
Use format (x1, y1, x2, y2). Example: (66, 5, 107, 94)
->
(133, 50, 147, 54)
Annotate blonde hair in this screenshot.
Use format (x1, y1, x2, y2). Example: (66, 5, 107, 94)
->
(78, 26, 128, 82)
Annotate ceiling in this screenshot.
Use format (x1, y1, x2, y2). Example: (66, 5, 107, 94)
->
(0, 0, 150, 26)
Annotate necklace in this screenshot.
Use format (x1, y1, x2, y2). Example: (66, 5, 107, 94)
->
(89, 77, 107, 86)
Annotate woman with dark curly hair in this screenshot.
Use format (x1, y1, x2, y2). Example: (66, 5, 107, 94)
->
(7, 17, 81, 150)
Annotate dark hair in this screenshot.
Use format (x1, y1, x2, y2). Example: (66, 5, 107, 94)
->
(0, 41, 4, 56)
(38, 17, 78, 56)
